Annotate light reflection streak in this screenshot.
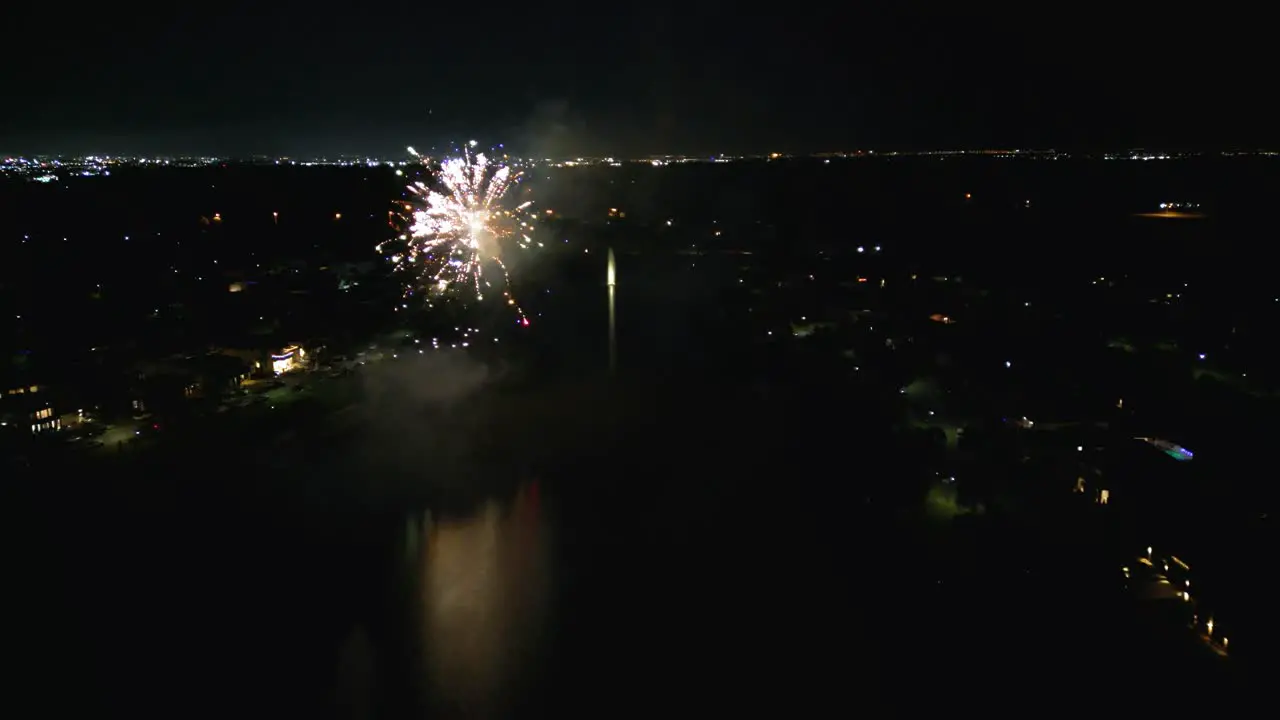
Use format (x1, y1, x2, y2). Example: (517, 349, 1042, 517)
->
(414, 483, 549, 714)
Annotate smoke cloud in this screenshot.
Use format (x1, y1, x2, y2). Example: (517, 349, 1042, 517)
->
(515, 99, 590, 161)
(359, 350, 497, 410)
(341, 351, 509, 495)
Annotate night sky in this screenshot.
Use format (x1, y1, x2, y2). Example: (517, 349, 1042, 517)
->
(3, 6, 1273, 157)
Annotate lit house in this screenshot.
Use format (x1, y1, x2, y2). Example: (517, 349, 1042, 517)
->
(271, 345, 304, 375)
(214, 343, 309, 378)
(1, 382, 60, 433)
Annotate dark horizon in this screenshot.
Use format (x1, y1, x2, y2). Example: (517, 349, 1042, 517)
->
(5, 146, 1280, 162)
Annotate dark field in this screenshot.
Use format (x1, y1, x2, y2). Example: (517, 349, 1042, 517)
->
(6, 375, 1249, 717)
(3, 157, 1273, 716)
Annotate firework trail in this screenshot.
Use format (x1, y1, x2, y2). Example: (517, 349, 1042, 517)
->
(380, 143, 536, 326)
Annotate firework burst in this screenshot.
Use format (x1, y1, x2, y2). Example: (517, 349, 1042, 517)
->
(380, 143, 535, 326)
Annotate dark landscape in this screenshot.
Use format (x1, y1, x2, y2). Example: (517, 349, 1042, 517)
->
(3, 154, 1273, 716)
(11, 4, 1280, 713)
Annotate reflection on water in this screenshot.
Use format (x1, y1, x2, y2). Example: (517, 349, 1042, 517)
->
(375, 480, 550, 717)
(334, 625, 376, 719)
